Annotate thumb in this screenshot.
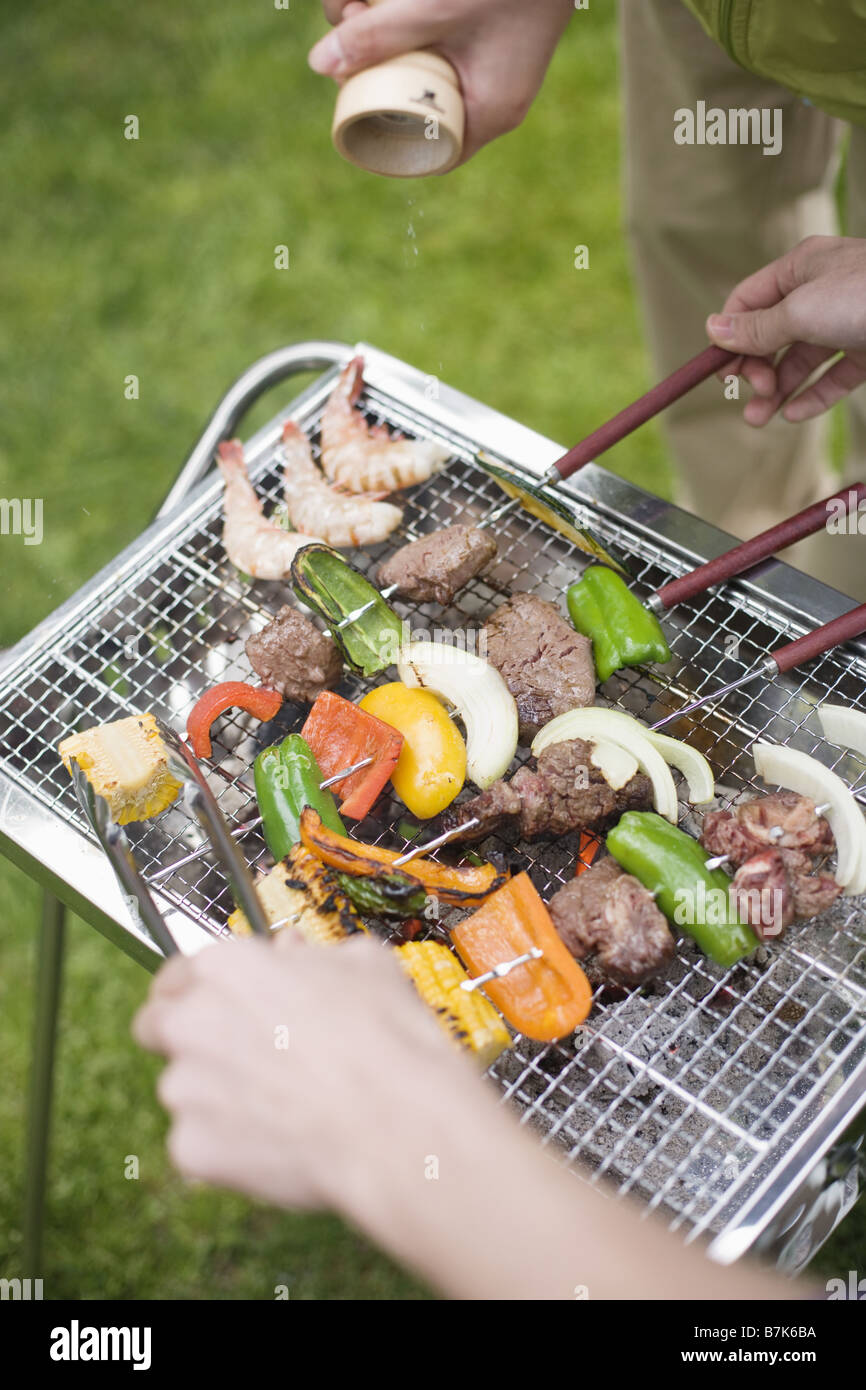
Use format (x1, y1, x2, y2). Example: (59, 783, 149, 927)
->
(705, 302, 795, 357)
(309, 2, 446, 78)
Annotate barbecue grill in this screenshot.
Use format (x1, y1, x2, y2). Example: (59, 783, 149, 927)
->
(4, 341, 865, 1279)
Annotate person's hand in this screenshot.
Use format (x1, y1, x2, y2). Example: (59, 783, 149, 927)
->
(309, 0, 575, 165)
(705, 235, 866, 427)
(132, 934, 470, 1213)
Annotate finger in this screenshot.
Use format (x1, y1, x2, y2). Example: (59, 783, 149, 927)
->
(706, 298, 798, 358)
(742, 344, 837, 427)
(738, 356, 778, 397)
(322, 0, 362, 22)
(782, 354, 866, 422)
(309, 0, 447, 78)
(147, 952, 198, 1001)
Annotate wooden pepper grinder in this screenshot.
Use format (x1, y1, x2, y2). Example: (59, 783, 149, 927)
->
(332, 0, 465, 177)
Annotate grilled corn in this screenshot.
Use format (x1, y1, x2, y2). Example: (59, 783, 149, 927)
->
(58, 712, 181, 824)
(395, 940, 511, 1068)
(229, 844, 365, 945)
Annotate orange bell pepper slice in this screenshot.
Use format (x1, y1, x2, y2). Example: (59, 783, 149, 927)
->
(301, 691, 403, 820)
(451, 873, 592, 1041)
(299, 807, 508, 906)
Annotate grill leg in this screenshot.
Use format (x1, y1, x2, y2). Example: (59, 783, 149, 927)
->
(22, 890, 66, 1279)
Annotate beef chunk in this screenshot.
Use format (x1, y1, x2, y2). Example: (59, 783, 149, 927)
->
(443, 738, 653, 843)
(730, 850, 795, 940)
(738, 791, 834, 856)
(245, 605, 342, 703)
(482, 593, 596, 739)
(791, 871, 842, 920)
(376, 525, 497, 605)
(549, 857, 675, 987)
(701, 806, 813, 877)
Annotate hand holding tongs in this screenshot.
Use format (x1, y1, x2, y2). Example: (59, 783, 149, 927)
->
(69, 716, 271, 956)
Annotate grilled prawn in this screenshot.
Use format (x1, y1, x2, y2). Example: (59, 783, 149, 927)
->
(320, 356, 450, 494)
(281, 421, 403, 547)
(216, 440, 324, 580)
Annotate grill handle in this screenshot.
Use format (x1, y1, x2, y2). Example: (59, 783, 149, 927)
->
(158, 341, 353, 518)
(552, 344, 735, 481)
(653, 482, 866, 610)
(772, 602, 866, 674)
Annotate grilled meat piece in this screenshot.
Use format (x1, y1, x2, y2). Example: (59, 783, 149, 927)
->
(701, 797, 826, 877)
(738, 791, 834, 856)
(791, 871, 842, 919)
(376, 525, 497, 605)
(443, 738, 653, 843)
(245, 605, 342, 703)
(482, 593, 595, 739)
(730, 850, 795, 940)
(549, 857, 675, 987)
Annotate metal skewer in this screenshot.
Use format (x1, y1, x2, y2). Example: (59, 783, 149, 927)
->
(392, 817, 480, 867)
(460, 947, 544, 993)
(148, 754, 374, 883)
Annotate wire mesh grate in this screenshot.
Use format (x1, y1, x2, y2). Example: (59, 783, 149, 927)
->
(0, 373, 864, 1242)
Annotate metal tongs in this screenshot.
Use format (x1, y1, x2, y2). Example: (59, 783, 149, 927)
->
(69, 715, 270, 957)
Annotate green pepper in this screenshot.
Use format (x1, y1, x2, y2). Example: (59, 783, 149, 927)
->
(254, 734, 345, 863)
(606, 811, 759, 968)
(337, 871, 428, 920)
(291, 544, 406, 677)
(567, 566, 671, 682)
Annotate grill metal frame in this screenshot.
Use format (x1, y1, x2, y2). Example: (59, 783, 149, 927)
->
(2, 340, 864, 1272)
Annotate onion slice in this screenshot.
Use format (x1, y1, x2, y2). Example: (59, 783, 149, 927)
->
(397, 642, 518, 791)
(642, 727, 716, 805)
(753, 741, 866, 895)
(531, 708, 678, 822)
(589, 739, 639, 791)
(818, 703, 866, 764)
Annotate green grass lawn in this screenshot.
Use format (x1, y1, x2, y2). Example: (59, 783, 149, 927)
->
(1, 0, 861, 1299)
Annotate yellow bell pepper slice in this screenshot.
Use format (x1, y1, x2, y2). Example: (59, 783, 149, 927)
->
(359, 682, 466, 818)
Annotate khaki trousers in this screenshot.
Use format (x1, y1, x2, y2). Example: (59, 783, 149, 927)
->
(620, 0, 866, 600)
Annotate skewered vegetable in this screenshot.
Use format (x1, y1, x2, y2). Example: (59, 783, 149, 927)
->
(397, 641, 518, 790)
(395, 941, 511, 1067)
(228, 844, 365, 944)
(567, 566, 671, 681)
(359, 682, 466, 817)
(532, 708, 679, 821)
(818, 704, 866, 763)
(476, 454, 627, 574)
(606, 811, 759, 967)
(299, 807, 508, 905)
(451, 873, 593, 1042)
(291, 544, 405, 677)
(58, 713, 181, 825)
(186, 681, 283, 760)
(336, 870, 428, 919)
(752, 742, 866, 895)
(301, 691, 403, 820)
(254, 735, 345, 864)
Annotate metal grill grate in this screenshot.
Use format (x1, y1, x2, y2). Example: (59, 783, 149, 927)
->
(1, 356, 864, 1255)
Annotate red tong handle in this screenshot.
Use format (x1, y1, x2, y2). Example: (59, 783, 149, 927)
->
(771, 603, 866, 675)
(654, 482, 866, 610)
(553, 344, 735, 481)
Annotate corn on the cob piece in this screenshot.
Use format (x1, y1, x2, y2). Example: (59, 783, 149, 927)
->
(58, 713, 181, 825)
(396, 940, 511, 1068)
(229, 844, 365, 946)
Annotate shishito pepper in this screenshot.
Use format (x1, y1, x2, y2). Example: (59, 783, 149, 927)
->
(291, 543, 405, 677)
(451, 872, 592, 1042)
(567, 566, 671, 683)
(335, 870, 427, 919)
(301, 691, 403, 820)
(299, 807, 507, 906)
(254, 734, 345, 864)
(606, 811, 759, 967)
(359, 682, 466, 818)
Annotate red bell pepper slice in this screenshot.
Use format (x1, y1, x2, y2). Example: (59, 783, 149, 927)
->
(301, 691, 403, 820)
(187, 681, 283, 759)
